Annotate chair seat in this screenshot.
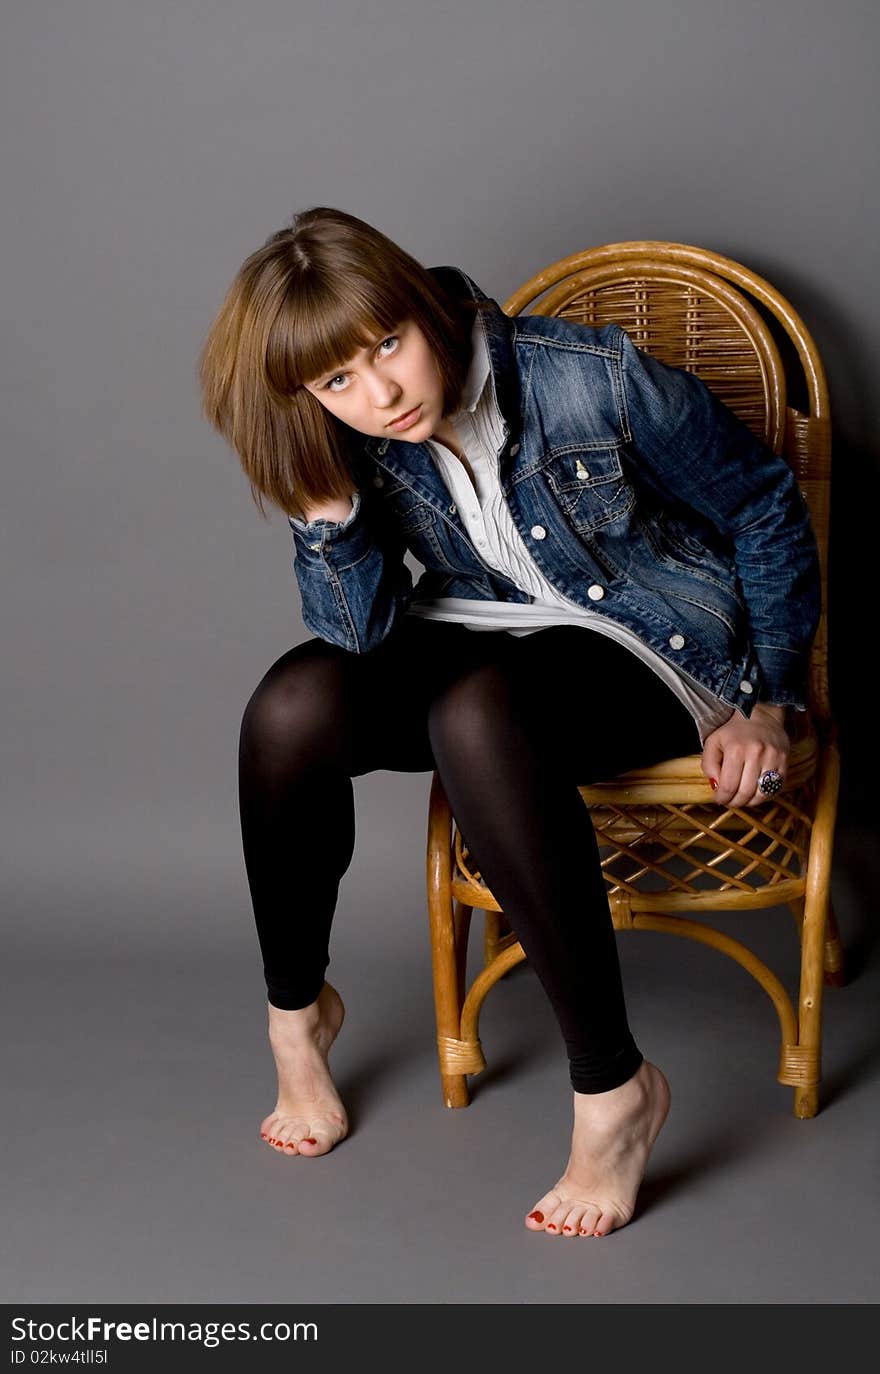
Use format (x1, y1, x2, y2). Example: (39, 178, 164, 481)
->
(451, 714, 820, 917)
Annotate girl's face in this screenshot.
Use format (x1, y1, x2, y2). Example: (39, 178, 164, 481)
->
(302, 318, 447, 442)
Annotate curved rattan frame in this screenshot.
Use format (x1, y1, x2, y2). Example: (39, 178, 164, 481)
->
(425, 241, 841, 1120)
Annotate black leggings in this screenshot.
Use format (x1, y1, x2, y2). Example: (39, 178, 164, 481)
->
(238, 615, 702, 1094)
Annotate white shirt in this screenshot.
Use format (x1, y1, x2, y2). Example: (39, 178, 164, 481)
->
(404, 314, 736, 749)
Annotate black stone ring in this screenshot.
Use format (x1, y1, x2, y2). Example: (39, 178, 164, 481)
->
(758, 768, 784, 795)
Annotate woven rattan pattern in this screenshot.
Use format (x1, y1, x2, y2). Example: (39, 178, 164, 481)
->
(454, 780, 815, 908)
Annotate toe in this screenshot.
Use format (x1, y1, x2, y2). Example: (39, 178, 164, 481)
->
(593, 1211, 615, 1237)
(574, 1203, 602, 1236)
(304, 1113, 347, 1155)
(281, 1121, 316, 1154)
(271, 1121, 291, 1148)
(545, 1202, 570, 1237)
(525, 1190, 560, 1231)
(561, 1206, 583, 1237)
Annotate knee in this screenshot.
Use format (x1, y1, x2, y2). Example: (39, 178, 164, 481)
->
(239, 649, 349, 767)
(427, 661, 518, 757)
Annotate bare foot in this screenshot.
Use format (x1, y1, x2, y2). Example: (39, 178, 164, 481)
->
(260, 981, 349, 1158)
(524, 1060, 670, 1238)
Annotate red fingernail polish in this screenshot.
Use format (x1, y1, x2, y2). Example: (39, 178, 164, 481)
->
(528, 1210, 544, 1222)
(709, 777, 718, 788)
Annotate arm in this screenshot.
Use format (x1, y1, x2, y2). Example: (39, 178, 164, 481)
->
(615, 327, 822, 711)
(288, 485, 414, 653)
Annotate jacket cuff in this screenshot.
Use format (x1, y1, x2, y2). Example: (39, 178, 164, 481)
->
(754, 643, 810, 711)
(288, 491, 371, 569)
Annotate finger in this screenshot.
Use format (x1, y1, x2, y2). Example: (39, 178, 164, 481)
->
(748, 759, 788, 807)
(728, 753, 764, 808)
(714, 748, 745, 805)
(701, 737, 723, 784)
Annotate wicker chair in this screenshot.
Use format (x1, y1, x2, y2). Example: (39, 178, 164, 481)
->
(425, 241, 841, 1120)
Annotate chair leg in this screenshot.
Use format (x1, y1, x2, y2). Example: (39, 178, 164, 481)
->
(433, 901, 471, 1109)
(790, 739, 840, 1118)
(792, 888, 826, 1119)
(427, 773, 472, 1109)
(442, 1069, 470, 1109)
(822, 899, 846, 987)
(789, 894, 845, 989)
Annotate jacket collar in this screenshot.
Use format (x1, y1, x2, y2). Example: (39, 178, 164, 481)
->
(361, 264, 522, 468)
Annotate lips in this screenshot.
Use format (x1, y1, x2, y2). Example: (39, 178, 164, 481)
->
(388, 404, 421, 431)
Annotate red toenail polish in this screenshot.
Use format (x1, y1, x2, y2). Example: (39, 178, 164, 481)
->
(547, 1224, 557, 1231)
(563, 1226, 572, 1232)
(579, 1228, 589, 1235)
(260, 1133, 267, 1139)
(528, 1211, 544, 1222)
(304, 1137, 317, 1145)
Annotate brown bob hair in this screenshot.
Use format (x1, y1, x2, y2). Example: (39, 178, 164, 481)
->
(198, 206, 485, 521)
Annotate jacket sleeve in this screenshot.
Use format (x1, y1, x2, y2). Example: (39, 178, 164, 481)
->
(288, 485, 414, 653)
(616, 327, 822, 709)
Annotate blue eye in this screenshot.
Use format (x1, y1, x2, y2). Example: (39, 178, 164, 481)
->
(324, 336, 399, 392)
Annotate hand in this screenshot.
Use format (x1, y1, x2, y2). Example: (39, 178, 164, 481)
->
(701, 703, 789, 808)
(299, 494, 356, 524)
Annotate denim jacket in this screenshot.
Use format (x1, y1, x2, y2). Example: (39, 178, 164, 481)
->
(288, 266, 821, 717)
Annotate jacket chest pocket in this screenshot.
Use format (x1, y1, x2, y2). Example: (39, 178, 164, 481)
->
(380, 479, 435, 535)
(379, 479, 483, 575)
(542, 447, 634, 533)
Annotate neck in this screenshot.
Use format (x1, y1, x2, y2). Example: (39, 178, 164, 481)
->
(431, 417, 466, 459)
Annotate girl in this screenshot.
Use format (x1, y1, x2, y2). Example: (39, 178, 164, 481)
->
(198, 206, 821, 1238)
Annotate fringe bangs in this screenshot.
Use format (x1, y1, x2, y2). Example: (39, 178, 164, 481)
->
(266, 272, 416, 395)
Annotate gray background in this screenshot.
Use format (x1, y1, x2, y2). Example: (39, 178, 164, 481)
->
(2, 0, 877, 1306)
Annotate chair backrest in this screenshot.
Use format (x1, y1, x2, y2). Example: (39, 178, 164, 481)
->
(504, 243, 832, 724)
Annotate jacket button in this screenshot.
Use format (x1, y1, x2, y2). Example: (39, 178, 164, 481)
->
(669, 634, 685, 649)
(510, 443, 521, 456)
(373, 474, 385, 487)
(378, 439, 389, 454)
(576, 460, 590, 481)
(448, 503, 456, 514)
(739, 680, 754, 694)
(587, 584, 605, 601)
(308, 542, 321, 551)
(530, 525, 546, 540)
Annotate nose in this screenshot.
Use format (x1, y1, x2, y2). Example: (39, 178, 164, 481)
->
(364, 367, 401, 410)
